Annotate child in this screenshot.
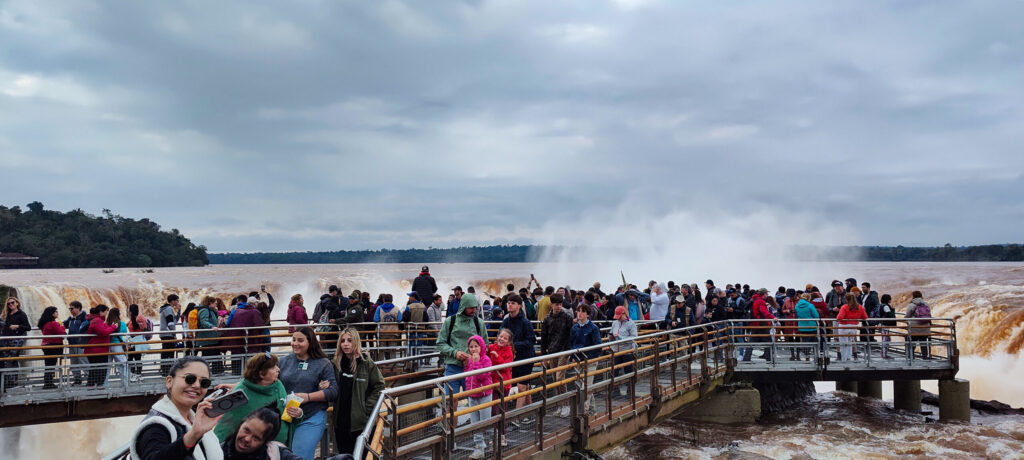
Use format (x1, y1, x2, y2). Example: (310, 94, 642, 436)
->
(488, 329, 514, 446)
(464, 335, 493, 459)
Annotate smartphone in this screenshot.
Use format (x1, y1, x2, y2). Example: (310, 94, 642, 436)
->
(205, 389, 249, 417)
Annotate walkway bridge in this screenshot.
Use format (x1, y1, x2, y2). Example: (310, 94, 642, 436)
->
(1, 318, 960, 460)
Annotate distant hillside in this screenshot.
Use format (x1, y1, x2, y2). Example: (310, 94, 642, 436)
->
(210, 243, 1024, 264)
(0, 202, 208, 268)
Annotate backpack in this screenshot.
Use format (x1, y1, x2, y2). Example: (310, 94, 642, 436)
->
(912, 302, 931, 319)
(380, 307, 399, 323)
(143, 318, 155, 340)
(441, 314, 486, 348)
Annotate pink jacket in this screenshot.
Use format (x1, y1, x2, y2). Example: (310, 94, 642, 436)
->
(464, 335, 493, 398)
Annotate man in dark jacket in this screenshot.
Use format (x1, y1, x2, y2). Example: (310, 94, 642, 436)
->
(541, 293, 573, 413)
(159, 294, 180, 375)
(63, 301, 90, 385)
(860, 282, 880, 342)
(411, 266, 438, 311)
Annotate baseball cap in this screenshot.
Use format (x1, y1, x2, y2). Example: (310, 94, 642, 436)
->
(614, 306, 627, 319)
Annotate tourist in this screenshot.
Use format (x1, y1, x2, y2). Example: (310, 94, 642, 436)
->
(403, 292, 427, 355)
(220, 407, 302, 460)
(254, 301, 273, 353)
(426, 294, 444, 323)
(446, 286, 464, 319)
(825, 281, 845, 319)
(501, 294, 536, 415)
(609, 306, 637, 397)
(669, 285, 696, 329)
(487, 328, 514, 426)
(131, 356, 223, 460)
(223, 295, 264, 375)
(213, 353, 296, 445)
(278, 327, 338, 460)
(781, 289, 799, 360)
(411, 265, 438, 312)
(704, 296, 727, 361)
(836, 293, 867, 362)
(463, 334, 494, 459)
(159, 294, 181, 375)
(535, 286, 554, 321)
(84, 304, 115, 386)
(742, 289, 775, 361)
(795, 294, 820, 361)
(286, 294, 308, 332)
(127, 304, 152, 381)
(332, 328, 384, 455)
(649, 282, 670, 329)
(905, 291, 932, 359)
(38, 306, 65, 389)
(859, 282, 880, 343)
(436, 292, 486, 395)
(1, 296, 31, 389)
(878, 294, 896, 359)
(64, 301, 90, 385)
(312, 286, 347, 350)
(373, 294, 401, 357)
(336, 293, 364, 330)
(105, 307, 129, 386)
(540, 293, 573, 416)
(197, 296, 223, 375)
(570, 306, 601, 412)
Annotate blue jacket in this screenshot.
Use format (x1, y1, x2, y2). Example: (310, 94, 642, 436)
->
(446, 299, 460, 319)
(570, 320, 602, 361)
(374, 303, 400, 322)
(795, 299, 820, 332)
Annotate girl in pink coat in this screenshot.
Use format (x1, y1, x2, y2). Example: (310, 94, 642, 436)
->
(464, 335, 493, 458)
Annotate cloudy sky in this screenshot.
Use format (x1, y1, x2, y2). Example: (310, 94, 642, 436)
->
(1, 0, 1022, 252)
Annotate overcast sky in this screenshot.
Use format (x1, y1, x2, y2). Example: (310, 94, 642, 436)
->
(1, 0, 1022, 252)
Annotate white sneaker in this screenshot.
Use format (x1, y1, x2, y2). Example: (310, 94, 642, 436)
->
(557, 406, 570, 417)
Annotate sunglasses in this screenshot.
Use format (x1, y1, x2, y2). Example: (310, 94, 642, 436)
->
(179, 373, 212, 389)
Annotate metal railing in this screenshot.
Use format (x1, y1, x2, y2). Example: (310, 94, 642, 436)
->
(353, 323, 731, 460)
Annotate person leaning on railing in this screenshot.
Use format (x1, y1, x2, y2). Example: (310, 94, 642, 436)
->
(905, 291, 933, 359)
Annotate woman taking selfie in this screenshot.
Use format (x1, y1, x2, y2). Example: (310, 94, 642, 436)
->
(131, 356, 223, 460)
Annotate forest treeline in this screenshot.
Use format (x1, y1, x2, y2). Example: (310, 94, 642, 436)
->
(211, 243, 1024, 264)
(0, 202, 209, 268)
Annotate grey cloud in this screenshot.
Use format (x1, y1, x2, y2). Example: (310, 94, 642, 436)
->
(2, 0, 1022, 251)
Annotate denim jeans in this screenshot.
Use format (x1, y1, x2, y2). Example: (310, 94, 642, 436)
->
(443, 363, 466, 396)
(291, 409, 327, 460)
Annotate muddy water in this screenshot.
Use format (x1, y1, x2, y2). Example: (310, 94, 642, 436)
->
(605, 393, 1024, 460)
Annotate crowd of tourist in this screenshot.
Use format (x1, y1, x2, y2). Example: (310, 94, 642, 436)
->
(0, 265, 939, 459)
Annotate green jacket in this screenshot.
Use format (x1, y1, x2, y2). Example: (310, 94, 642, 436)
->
(436, 293, 487, 367)
(196, 306, 219, 345)
(213, 378, 292, 444)
(341, 353, 386, 432)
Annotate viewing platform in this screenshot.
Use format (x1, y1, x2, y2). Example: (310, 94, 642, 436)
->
(0, 318, 961, 460)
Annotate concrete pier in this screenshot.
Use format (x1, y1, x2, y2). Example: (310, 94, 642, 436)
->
(893, 380, 921, 413)
(856, 380, 882, 399)
(835, 380, 858, 393)
(939, 378, 971, 422)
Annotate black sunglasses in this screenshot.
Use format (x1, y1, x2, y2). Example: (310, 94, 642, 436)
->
(180, 373, 212, 389)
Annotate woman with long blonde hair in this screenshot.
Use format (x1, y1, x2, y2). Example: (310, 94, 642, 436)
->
(332, 327, 385, 455)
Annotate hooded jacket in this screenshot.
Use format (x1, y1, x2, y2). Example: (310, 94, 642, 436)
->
(436, 293, 487, 367)
(487, 341, 514, 393)
(570, 319, 601, 361)
(196, 306, 219, 345)
(794, 299, 820, 332)
(131, 395, 223, 460)
(286, 301, 308, 332)
(464, 335, 494, 398)
(222, 306, 264, 355)
(159, 304, 177, 340)
(501, 308, 536, 363)
(540, 308, 573, 354)
(85, 314, 118, 355)
(749, 294, 775, 329)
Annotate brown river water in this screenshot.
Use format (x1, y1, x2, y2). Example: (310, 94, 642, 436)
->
(2, 262, 1023, 459)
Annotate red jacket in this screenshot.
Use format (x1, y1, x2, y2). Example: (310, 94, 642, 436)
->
(85, 314, 117, 355)
(41, 321, 67, 346)
(487, 343, 514, 393)
(286, 301, 309, 333)
(837, 305, 868, 326)
(750, 294, 776, 329)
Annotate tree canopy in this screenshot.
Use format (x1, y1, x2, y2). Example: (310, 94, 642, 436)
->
(0, 202, 208, 268)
